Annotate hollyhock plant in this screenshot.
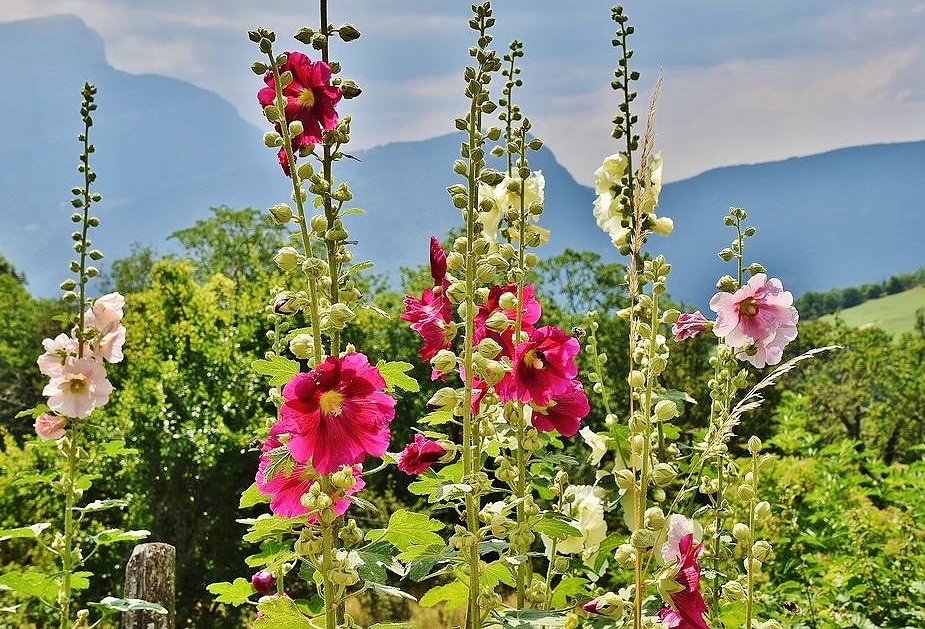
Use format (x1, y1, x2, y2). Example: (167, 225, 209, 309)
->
(657, 533, 708, 629)
(42, 357, 113, 419)
(545, 485, 607, 558)
(257, 50, 342, 174)
(672, 311, 711, 342)
(397, 434, 447, 475)
(276, 352, 396, 475)
(710, 273, 799, 368)
(257, 455, 365, 519)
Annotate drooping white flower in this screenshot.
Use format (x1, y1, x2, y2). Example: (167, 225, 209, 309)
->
(547, 485, 607, 558)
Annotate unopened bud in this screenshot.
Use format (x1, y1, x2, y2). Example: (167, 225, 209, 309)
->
(431, 349, 458, 376)
(273, 246, 302, 272)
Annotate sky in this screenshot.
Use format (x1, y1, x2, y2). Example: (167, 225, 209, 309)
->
(2, 1, 925, 184)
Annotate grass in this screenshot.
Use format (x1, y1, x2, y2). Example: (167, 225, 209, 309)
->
(820, 285, 925, 337)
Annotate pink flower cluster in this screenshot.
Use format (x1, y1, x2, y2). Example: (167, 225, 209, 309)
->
(401, 238, 590, 441)
(673, 274, 799, 369)
(257, 51, 342, 176)
(256, 352, 395, 518)
(35, 293, 126, 434)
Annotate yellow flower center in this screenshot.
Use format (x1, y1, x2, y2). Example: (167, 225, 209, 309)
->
(319, 390, 344, 417)
(524, 349, 545, 370)
(66, 375, 89, 395)
(738, 297, 759, 317)
(297, 88, 316, 108)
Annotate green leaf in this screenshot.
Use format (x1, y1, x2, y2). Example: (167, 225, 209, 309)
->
(531, 516, 581, 540)
(484, 560, 515, 587)
(340, 260, 374, 279)
(89, 596, 168, 614)
(15, 405, 49, 420)
(98, 440, 138, 458)
(376, 361, 420, 393)
(239, 482, 271, 509)
(0, 523, 51, 542)
(486, 608, 570, 627)
(245, 539, 296, 568)
(0, 570, 58, 600)
(75, 499, 129, 513)
(418, 579, 468, 610)
(365, 582, 417, 602)
(369, 623, 414, 629)
(356, 541, 399, 584)
(92, 529, 150, 546)
(252, 356, 300, 386)
(241, 514, 303, 544)
(592, 532, 624, 572)
(206, 578, 255, 606)
(253, 594, 315, 628)
(419, 408, 454, 425)
(71, 571, 93, 591)
(342, 207, 366, 216)
(550, 576, 588, 608)
(366, 509, 444, 553)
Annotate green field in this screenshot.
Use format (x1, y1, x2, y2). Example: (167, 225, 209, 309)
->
(820, 285, 925, 336)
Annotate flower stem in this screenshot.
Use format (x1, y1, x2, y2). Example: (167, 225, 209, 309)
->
(59, 432, 80, 629)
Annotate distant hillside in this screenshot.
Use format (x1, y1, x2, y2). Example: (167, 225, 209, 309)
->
(1, 15, 924, 307)
(820, 285, 925, 337)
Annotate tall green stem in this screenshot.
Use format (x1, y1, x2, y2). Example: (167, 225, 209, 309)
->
(59, 433, 80, 629)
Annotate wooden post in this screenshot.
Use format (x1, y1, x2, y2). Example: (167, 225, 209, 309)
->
(121, 542, 176, 629)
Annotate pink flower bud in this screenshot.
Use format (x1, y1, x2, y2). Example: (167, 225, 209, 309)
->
(34, 413, 67, 440)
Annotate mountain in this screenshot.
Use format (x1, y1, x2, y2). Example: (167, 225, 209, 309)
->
(1, 15, 923, 310)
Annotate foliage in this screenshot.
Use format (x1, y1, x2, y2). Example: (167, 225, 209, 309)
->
(818, 285, 925, 337)
(796, 266, 925, 320)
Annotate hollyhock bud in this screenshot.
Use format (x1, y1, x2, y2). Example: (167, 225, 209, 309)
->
(251, 570, 276, 596)
(430, 349, 458, 376)
(273, 247, 302, 272)
(289, 334, 315, 360)
(327, 303, 356, 328)
(615, 544, 637, 568)
(34, 413, 67, 440)
(651, 215, 674, 235)
(644, 506, 666, 531)
(331, 465, 358, 490)
(268, 203, 294, 225)
(671, 311, 711, 342)
(722, 580, 746, 601)
(732, 523, 751, 542)
(751, 540, 772, 562)
(653, 399, 678, 422)
(754, 501, 772, 522)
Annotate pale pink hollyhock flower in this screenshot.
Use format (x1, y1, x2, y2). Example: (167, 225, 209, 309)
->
(661, 514, 700, 563)
(397, 434, 446, 475)
(34, 413, 67, 440)
(671, 311, 711, 342)
(93, 323, 126, 364)
(37, 333, 78, 377)
(709, 273, 799, 368)
(85, 292, 125, 329)
(43, 357, 113, 419)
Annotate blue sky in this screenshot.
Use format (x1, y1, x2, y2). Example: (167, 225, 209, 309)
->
(3, 1, 925, 183)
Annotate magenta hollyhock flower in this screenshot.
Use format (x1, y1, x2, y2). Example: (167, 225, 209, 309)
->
(42, 357, 113, 419)
(658, 533, 708, 629)
(257, 51, 342, 175)
(671, 311, 711, 342)
(256, 435, 366, 518)
(401, 237, 454, 364)
(497, 325, 580, 406)
(277, 353, 395, 474)
(251, 570, 276, 596)
(710, 273, 798, 368)
(34, 413, 67, 440)
(529, 379, 590, 438)
(397, 434, 447, 475)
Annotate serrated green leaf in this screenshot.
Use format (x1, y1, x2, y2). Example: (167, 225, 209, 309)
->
(253, 594, 315, 628)
(92, 529, 150, 546)
(486, 607, 570, 627)
(70, 571, 93, 591)
(252, 356, 300, 386)
(530, 516, 581, 540)
(99, 439, 138, 457)
(0, 523, 51, 542)
(342, 207, 366, 216)
(377, 361, 420, 393)
(419, 408, 454, 425)
(0, 570, 58, 600)
(419, 579, 468, 610)
(245, 539, 295, 568)
(366, 509, 444, 552)
(592, 532, 624, 572)
(241, 514, 304, 544)
(90, 596, 168, 614)
(341, 260, 373, 279)
(484, 560, 515, 587)
(75, 499, 128, 513)
(239, 482, 271, 509)
(15, 405, 49, 420)
(206, 578, 255, 606)
(356, 540, 399, 584)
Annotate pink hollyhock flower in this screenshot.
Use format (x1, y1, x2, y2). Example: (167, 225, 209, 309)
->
(251, 570, 276, 596)
(497, 325, 580, 407)
(85, 292, 125, 329)
(42, 357, 113, 419)
(397, 434, 446, 475)
(257, 51, 342, 175)
(658, 533, 708, 629)
(529, 379, 590, 438)
(277, 353, 395, 474)
(37, 333, 78, 377)
(710, 273, 798, 368)
(671, 311, 711, 342)
(401, 238, 454, 364)
(256, 435, 366, 518)
(34, 413, 67, 440)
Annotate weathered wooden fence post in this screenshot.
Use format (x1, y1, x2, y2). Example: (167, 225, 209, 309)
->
(121, 542, 176, 629)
